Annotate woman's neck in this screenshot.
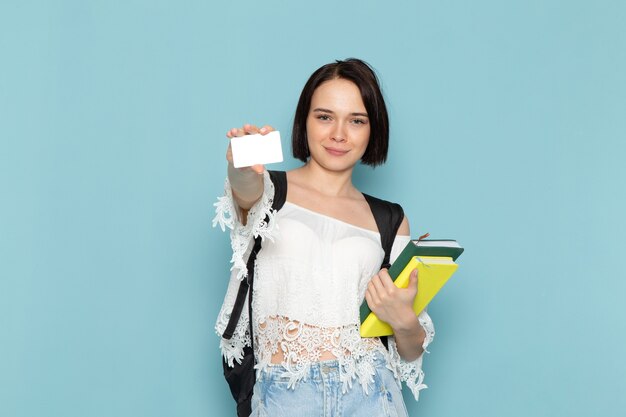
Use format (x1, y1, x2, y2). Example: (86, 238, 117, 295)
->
(292, 161, 359, 198)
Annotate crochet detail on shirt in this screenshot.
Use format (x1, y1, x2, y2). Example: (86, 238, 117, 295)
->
(212, 170, 277, 281)
(253, 315, 386, 393)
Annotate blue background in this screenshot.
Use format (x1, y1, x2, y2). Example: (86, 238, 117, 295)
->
(1, 1, 625, 416)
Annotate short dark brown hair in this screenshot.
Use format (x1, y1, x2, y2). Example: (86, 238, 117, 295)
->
(291, 58, 389, 166)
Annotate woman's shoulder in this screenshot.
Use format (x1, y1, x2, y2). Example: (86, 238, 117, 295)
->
(361, 192, 404, 211)
(361, 193, 410, 235)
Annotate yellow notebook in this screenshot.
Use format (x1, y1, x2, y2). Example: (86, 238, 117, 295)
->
(360, 256, 458, 337)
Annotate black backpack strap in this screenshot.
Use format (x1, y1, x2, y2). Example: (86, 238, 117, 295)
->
(222, 171, 288, 340)
(268, 170, 287, 211)
(363, 193, 404, 350)
(222, 236, 261, 340)
(363, 193, 404, 268)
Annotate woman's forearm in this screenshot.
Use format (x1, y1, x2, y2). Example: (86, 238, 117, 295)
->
(227, 163, 264, 210)
(391, 314, 426, 362)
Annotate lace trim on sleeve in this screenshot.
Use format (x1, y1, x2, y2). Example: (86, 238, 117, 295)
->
(212, 170, 277, 281)
(387, 309, 435, 400)
(217, 296, 252, 367)
(214, 263, 257, 367)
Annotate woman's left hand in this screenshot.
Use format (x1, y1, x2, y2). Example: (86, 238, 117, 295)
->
(365, 268, 419, 332)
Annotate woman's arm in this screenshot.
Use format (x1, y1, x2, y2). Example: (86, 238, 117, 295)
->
(225, 124, 274, 212)
(364, 216, 426, 361)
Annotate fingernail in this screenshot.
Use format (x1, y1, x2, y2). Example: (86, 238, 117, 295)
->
(260, 127, 266, 133)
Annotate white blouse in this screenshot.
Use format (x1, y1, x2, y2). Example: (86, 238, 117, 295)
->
(213, 170, 435, 399)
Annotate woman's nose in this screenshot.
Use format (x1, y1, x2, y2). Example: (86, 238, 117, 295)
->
(331, 123, 347, 142)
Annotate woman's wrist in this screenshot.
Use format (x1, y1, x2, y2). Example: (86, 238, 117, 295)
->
(227, 163, 264, 209)
(392, 313, 426, 361)
(390, 310, 421, 336)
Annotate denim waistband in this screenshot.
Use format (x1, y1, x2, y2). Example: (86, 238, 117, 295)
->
(259, 352, 388, 384)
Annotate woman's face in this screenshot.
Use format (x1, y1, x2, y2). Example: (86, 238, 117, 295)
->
(305, 78, 371, 173)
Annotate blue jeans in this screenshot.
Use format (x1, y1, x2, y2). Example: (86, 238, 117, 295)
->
(250, 353, 409, 417)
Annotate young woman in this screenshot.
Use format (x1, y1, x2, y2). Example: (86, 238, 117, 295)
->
(214, 59, 435, 417)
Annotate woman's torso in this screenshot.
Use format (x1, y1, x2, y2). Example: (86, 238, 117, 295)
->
(254, 200, 385, 366)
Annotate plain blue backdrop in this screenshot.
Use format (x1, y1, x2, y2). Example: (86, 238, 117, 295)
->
(1, 1, 625, 416)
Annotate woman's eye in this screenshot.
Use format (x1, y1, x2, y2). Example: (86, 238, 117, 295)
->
(317, 115, 331, 121)
(352, 118, 367, 125)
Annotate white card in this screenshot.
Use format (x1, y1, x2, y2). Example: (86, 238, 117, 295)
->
(231, 130, 283, 168)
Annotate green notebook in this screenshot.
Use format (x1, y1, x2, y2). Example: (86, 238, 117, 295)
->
(359, 238, 464, 324)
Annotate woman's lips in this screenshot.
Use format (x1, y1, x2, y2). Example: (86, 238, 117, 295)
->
(324, 147, 348, 156)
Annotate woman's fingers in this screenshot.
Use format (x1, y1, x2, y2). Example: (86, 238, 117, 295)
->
(226, 124, 261, 138)
(365, 288, 377, 308)
(250, 164, 264, 174)
(369, 275, 390, 306)
(378, 269, 398, 290)
(259, 125, 274, 135)
(226, 124, 275, 138)
(243, 124, 259, 135)
(226, 127, 243, 138)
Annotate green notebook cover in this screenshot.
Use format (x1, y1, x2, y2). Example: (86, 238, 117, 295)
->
(359, 239, 464, 323)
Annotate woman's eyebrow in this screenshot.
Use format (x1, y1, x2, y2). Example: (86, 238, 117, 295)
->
(312, 107, 334, 114)
(312, 108, 369, 117)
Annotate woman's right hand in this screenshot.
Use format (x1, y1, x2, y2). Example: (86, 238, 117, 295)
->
(226, 123, 275, 174)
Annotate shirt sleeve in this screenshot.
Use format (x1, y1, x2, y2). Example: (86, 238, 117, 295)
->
(212, 169, 278, 281)
(212, 170, 279, 366)
(385, 235, 436, 400)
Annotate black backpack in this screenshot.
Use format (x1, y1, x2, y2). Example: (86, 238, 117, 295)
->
(221, 170, 404, 417)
